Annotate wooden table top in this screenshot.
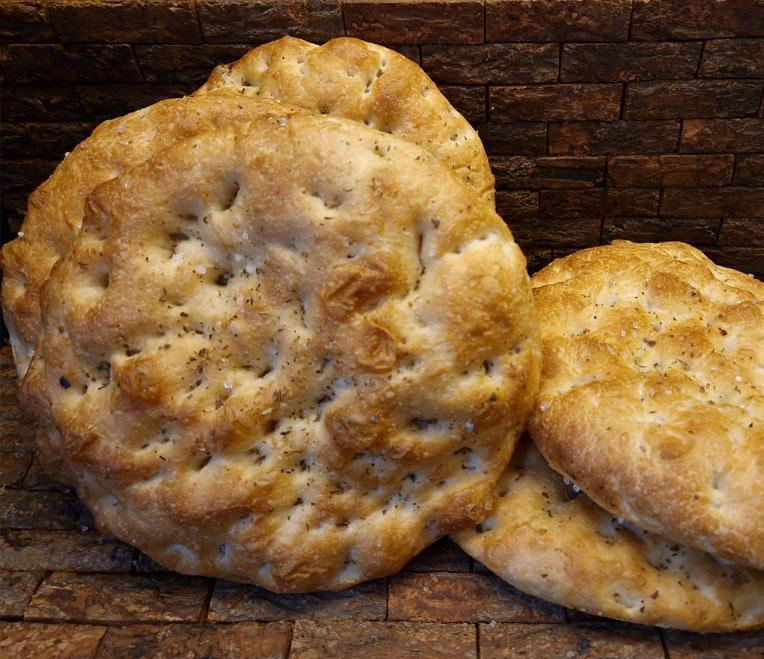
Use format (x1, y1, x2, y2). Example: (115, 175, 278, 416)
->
(1, 345, 762, 658)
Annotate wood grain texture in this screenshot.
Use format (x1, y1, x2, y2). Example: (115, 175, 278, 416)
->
(2, 0, 764, 650)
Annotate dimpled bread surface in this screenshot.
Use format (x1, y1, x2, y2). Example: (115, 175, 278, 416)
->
(196, 36, 494, 206)
(453, 437, 764, 632)
(1, 36, 493, 380)
(21, 114, 540, 592)
(1, 94, 305, 377)
(529, 240, 764, 569)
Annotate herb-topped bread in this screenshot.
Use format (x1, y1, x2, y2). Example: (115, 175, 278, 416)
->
(21, 114, 539, 592)
(197, 36, 494, 207)
(453, 437, 764, 632)
(1, 37, 493, 380)
(1, 95, 302, 377)
(529, 241, 764, 569)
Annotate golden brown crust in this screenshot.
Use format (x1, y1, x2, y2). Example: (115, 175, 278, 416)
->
(0, 94, 301, 376)
(529, 240, 764, 569)
(196, 36, 494, 207)
(22, 114, 539, 592)
(453, 437, 764, 632)
(2, 37, 493, 380)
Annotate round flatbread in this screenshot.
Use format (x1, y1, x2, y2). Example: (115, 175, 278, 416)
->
(529, 240, 764, 569)
(196, 36, 493, 206)
(453, 437, 764, 632)
(22, 113, 539, 592)
(1, 94, 302, 377)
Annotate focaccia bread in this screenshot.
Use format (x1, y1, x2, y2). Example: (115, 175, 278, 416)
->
(2, 37, 493, 380)
(453, 437, 764, 632)
(196, 36, 493, 206)
(22, 113, 540, 592)
(529, 241, 764, 569)
(1, 94, 304, 377)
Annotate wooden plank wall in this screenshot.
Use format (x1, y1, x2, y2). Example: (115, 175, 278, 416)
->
(1, 0, 763, 278)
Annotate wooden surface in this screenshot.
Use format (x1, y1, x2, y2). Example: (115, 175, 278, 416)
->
(1, 345, 763, 657)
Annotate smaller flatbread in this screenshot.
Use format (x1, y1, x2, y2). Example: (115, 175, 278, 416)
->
(453, 437, 764, 632)
(196, 36, 494, 206)
(529, 241, 764, 569)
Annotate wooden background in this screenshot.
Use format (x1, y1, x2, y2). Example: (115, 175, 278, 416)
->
(1, 1, 764, 656)
(2, 0, 764, 279)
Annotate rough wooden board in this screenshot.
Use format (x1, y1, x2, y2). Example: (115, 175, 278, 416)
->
(26, 572, 212, 623)
(208, 578, 388, 622)
(97, 622, 292, 659)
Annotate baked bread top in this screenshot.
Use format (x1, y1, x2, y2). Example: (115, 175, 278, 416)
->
(529, 240, 764, 569)
(2, 36, 493, 380)
(196, 36, 493, 206)
(453, 437, 764, 632)
(22, 113, 540, 592)
(1, 94, 300, 377)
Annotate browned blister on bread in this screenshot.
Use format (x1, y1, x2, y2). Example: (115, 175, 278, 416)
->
(22, 114, 539, 592)
(453, 437, 764, 632)
(196, 36, 494, 206)
(529, 240, 764, 569)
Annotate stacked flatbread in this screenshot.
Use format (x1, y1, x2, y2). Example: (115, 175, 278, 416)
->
(454, 241, 764, 632)
(1, 36, 493, 378)
(1, 38, 540, 593)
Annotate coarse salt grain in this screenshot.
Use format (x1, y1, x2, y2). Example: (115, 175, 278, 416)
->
(223, 379, 233, 389)
(539, 401, 551, 412)
(117, 122, 126, 133)
(465, 420, 474, 433)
